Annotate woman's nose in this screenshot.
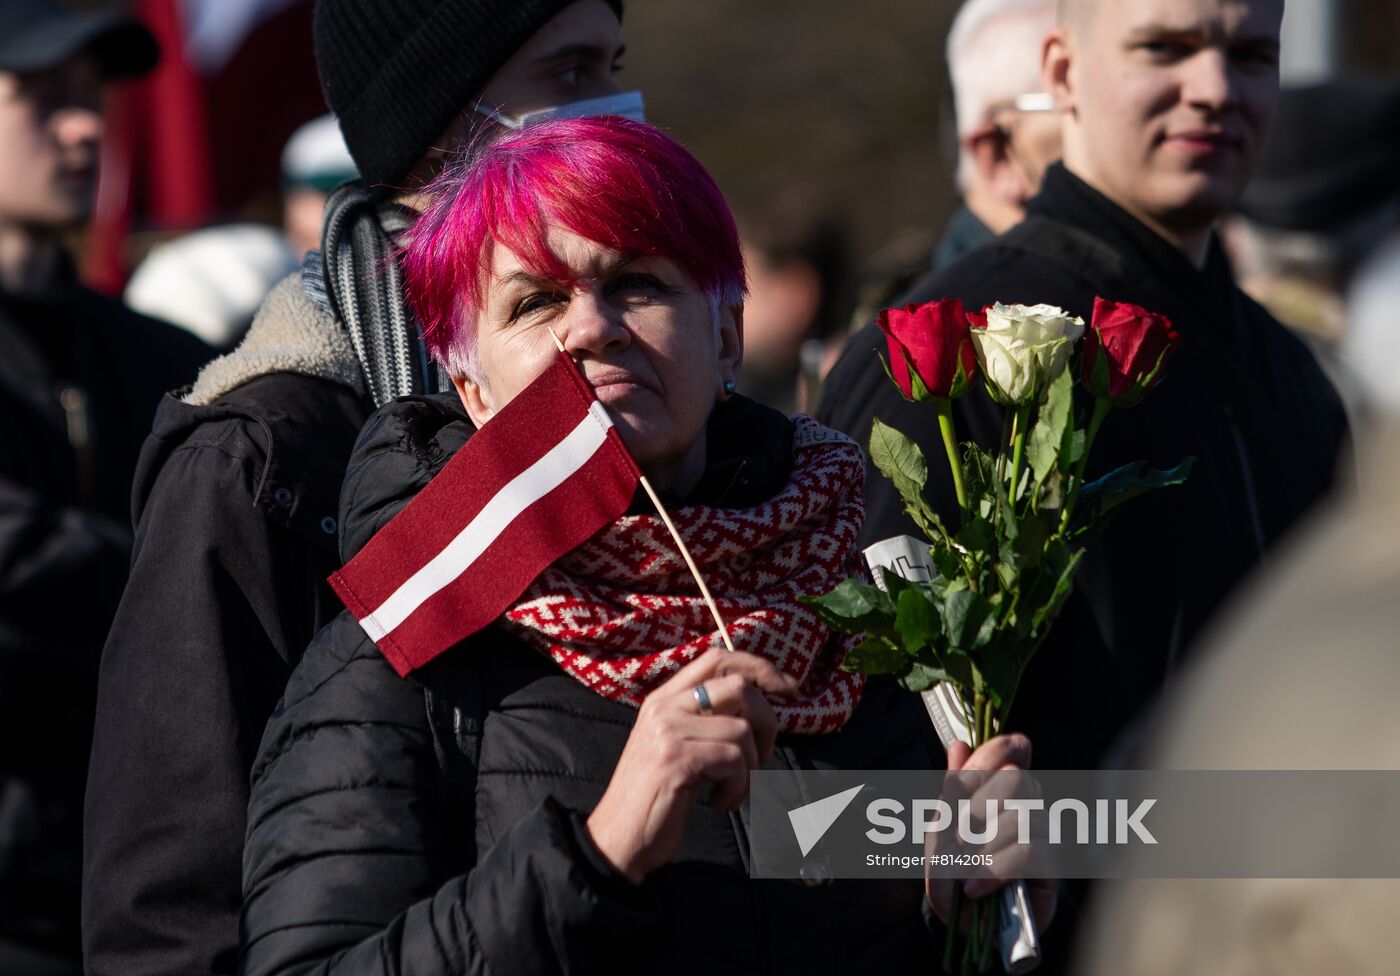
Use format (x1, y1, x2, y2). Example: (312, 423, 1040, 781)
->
(561, 292, 629, 356)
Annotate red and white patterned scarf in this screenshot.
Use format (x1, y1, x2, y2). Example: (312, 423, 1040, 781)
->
(502, 415, 867, 734)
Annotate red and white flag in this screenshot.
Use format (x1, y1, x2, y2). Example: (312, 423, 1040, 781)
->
(330, 351, 641, 676)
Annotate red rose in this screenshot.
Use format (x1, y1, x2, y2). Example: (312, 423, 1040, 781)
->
(877, 299, 979, 401)
(1082, 297, 1181, 406)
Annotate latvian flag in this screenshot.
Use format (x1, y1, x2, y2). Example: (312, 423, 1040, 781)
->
(330, 351, 641, 676)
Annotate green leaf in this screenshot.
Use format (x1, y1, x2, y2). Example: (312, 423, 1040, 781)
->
(1038, 468, 1066, 513)
(955, 515, 996, 557)
(994, 559, 1019, 593)
(974, 639, 1022, 710)
(901, 659, 953, 693)
(839, 636, 912, 676)
(1029, 547, 1085, 639)
(1008, 507, 1054, 569)
(971, 596, 999, 650)
(937, 648, 977, 689)
(991, 457, 1017, 543)
(869, 418, 950, 542)
(894, 585, 941, 656)
(944, 587, 994, 652)
(960, 442, 997, 510)
(929, 544, 963, 584)
(1028, 368, 1074, 487)
(1068, 457, 1195, 538)
(800, 580, 895, 636)
(870, 417, 926, 498)
(1064, 428, 1087, 472)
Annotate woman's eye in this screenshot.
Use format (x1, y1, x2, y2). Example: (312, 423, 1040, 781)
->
(614, 273, 662, 294)
(513, 293, 562, 320)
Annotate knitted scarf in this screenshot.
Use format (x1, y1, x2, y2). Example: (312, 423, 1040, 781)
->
(319, 182, 440, 407)
(503, 415, 868, 734)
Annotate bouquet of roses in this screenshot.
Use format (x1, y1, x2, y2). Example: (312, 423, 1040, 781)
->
(805, 296, 1190, 974)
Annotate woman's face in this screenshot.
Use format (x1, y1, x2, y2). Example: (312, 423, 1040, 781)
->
(453, 224, 743, 494)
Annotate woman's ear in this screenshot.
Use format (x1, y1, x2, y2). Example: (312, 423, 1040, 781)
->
(451, 373, 497, 429)
(717, 304, 744, 387)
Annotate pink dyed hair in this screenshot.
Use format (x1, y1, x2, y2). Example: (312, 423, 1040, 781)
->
(402, 116, 747, 377)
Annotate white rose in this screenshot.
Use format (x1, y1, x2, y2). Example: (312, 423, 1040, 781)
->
(974, 303, 1085, 404)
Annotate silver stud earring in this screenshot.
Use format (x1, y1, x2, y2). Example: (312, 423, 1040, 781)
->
(722, 379, 737, 399)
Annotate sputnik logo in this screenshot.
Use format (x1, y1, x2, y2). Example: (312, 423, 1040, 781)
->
(787, 784, 865, 856)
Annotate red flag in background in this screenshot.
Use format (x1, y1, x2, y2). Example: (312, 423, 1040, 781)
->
(85, 0, 324, 293)
(330, 352, 642, 676)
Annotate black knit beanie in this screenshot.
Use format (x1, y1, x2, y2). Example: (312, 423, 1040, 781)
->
(314, 0, 624, 193)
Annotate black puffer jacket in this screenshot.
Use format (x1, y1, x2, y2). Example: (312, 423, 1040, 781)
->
(241, 393, 944, 975)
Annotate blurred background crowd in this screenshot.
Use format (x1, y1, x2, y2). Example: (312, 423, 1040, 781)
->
(58, 0, 1400, 410)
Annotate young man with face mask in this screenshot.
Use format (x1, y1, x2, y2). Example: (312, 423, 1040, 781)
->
(82, 3, 634, 974)
(0, 3, 211, 971)
(819, 0, 1346, 962)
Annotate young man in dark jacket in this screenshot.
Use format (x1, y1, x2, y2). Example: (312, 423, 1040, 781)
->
(819, 0, 1346, 810)
(0, 3, 211, 971)
(818, 1, 1346, 967)
(81, 3, 630, 974)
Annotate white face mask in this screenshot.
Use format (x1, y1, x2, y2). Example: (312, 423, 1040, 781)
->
(472, 90, 646, 130)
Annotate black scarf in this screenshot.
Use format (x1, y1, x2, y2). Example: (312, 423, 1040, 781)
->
(317, 181, 440, 408)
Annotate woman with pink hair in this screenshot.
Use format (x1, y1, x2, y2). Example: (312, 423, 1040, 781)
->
(238, 118, 968, 974)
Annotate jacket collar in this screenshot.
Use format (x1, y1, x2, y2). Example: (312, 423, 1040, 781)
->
(1027, 163, 1238, 326)
(138, 374, 371, 551)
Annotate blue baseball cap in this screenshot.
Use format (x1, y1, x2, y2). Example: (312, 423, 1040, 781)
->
(0, 0, 158, 79)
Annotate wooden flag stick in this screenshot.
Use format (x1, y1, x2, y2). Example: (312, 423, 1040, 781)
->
(633, 474, 736, 653)
(548, 330, 736, 652)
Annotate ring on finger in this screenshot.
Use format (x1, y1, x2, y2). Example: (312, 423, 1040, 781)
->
(693, 683, 715, 715)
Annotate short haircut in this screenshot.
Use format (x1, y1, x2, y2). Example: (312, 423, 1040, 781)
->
(403, 116, 746, 379)
(946, 0, 1057, 185)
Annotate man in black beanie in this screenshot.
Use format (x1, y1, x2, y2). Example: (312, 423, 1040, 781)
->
(82, 4, 630, 974)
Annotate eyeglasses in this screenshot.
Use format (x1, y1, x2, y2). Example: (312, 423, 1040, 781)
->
(991, 92, 1056, 114)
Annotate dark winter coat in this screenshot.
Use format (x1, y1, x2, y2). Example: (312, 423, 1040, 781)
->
(82, 273, 373, 976)
(817, 165, 1349, 974)
(818, 162, 1349, 771)
(240, 393, 945, 976)
(0, 271, 211, 964)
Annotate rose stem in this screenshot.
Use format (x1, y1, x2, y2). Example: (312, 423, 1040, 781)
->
(978, 904, 997, 973)
(964, 900, 979, 975)
(944, 883, 964, 973)
(936, 398, 970, 518)
(1060, 396, 1112, 532)
(1007, 403, 1030, 510)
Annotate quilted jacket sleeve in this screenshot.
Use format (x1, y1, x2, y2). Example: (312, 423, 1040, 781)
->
(240, 613, 659, 976)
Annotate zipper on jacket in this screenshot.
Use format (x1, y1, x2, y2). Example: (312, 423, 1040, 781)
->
(59, 384, 96, 507)
(1223, 401, 1266, 559)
